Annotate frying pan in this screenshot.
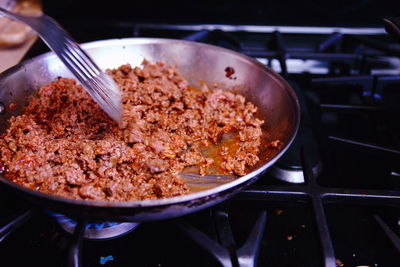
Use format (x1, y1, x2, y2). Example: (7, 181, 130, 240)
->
(0, 38, 300, 222)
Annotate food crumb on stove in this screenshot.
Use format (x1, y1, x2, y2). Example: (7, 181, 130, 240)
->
(99, 255, 114, 265)
(335, 258, 344, 267)
(286, 235, 293, 241)
(352, 253, 356, 257)
(301, 224, 306, 228)
(275, 209, 284, 215)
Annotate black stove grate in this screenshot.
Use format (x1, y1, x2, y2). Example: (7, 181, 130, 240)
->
(1, 24, 400, 267)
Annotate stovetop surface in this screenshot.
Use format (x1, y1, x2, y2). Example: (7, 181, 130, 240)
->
(41, 0, 398, 27)
(1, 20, 400, 267)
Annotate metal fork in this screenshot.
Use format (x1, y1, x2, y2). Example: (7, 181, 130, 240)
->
(0, 7, 122, 122)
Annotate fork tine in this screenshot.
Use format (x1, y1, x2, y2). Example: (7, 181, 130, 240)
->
(66, 39, 102, 73)
(36, 28, 99, 83)
(60, 51, 118, 101)
(89, 78, 119, 104)
(84, 76, 122, 119)
(58, 47, 122, 119)
(59, 49, 94, 82)
(58, 36, 122, 112)
(65, 46, 99, 79)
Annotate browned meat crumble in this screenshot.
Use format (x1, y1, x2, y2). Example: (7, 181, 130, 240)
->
(0, 60, 264, 201)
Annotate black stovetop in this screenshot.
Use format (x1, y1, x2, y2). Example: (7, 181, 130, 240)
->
(1, 22, 400, 267)
(40, 0, 399, 27)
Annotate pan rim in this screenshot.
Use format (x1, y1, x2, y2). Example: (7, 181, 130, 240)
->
(0, 37, 300, 208)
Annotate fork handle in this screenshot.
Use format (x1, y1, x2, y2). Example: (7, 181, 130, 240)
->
(0, 6, 66, 38)
(0, 6, 32, 24)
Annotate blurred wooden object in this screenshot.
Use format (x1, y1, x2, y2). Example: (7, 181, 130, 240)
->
(0, 0, 42, 72)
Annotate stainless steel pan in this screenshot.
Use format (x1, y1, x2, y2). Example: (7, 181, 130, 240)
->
(0, 38, 300, 222)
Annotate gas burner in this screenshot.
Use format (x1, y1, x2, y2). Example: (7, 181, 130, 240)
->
(49, 212, 139, 240)
(269, 161, 323, 184)
(268, 82, 322, 184)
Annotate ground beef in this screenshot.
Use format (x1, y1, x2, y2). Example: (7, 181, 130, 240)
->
(0, 60, 264, 201)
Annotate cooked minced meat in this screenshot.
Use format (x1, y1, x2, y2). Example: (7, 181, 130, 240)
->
(0, 60, 264, 201)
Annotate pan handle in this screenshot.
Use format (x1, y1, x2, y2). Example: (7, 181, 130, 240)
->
(383, 17, 400, 43)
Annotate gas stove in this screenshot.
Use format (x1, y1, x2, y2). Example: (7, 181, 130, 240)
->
(1, 22, 400, 267)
